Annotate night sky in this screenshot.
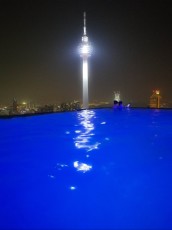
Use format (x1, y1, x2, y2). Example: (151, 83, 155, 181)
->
(0, 0, 172, 106)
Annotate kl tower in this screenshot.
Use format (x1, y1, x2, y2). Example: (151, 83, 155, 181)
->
(79, 12, 91, 109)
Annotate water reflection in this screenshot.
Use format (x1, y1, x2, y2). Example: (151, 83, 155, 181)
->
(74, 110, 101, 152)
(69, 186, 76, 190)
(73, 161, 92, 173)
(56, 163, 68, 170)
(49, 110, 102, 189)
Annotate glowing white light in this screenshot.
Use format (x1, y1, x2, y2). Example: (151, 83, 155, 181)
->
(66, 131, 70, 134)
(73, 161, 92, 173)
(75, 138, 98, 150)
(101, 122, 106, 125)
(75, 130, 81, 133)
(82, 36, 88, 42)
(81, 44, 90, 54)
(82, 59, 88, 108)
(70, 186, 76, 190)
(87, 142, 101, 152)
(83, 60, 88, 80)
(79, 13, 92, 109)
(74, 161, 79, 168)
(74, 110, 101, 152)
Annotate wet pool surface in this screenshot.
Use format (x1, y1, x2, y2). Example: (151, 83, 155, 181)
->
(0, 108, 172, 229)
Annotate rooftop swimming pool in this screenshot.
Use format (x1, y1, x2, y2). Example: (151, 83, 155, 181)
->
(0, 108, 172, 229)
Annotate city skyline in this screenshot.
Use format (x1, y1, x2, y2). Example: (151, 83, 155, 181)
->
(0, 0, 172, 106)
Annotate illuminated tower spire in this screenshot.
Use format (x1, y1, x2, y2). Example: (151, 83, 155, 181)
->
(79, 12, 91, 109)
(83, 11, 86, 35)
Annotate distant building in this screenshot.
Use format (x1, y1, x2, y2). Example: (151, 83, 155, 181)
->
(149, 90, 161, 108)
(113, 91, 123, 108)
(12, 98, 18, 114)
(114, 91, 120, 102)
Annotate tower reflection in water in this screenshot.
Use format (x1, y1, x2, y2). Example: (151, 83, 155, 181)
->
(49, 110, 101, 188)
(72, 110, 101, 174)
(74, 110, 101, 153)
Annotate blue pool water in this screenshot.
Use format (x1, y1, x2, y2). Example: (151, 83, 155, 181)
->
(0, 108, 172, 229)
